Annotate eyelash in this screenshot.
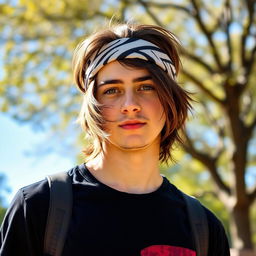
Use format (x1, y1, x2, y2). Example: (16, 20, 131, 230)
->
(103, 85, 155, 95)
(103, 88, 119, 95)
(139, 85, 155, 91)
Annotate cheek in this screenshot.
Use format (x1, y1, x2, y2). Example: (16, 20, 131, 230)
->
(149, 98, 165, 120)
(100, 104, 118, 122)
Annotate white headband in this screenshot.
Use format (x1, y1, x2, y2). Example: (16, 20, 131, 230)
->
(83, 38, 176, 91)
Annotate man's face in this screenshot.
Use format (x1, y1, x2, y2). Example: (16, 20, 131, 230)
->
(96, 60, 166, 152)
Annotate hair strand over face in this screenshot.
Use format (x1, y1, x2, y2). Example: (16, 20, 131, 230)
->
(73, 22, 193, 164)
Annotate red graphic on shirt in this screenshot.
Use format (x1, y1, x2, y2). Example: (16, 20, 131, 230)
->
(141, 245, 196, 256)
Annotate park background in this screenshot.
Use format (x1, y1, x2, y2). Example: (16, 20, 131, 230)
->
(0, 0, 255, 255)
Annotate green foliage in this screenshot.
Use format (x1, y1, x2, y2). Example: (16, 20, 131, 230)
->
(251, 202, 256, 246)
(0, 207, 7, 226)
(0, 0, 116, 129)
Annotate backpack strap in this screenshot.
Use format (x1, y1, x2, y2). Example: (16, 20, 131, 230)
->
(44, 172, 73, 256)
(182, 192, 209, 256)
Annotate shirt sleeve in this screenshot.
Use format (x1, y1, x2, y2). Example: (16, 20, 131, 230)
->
(0, 180, 49, 256)
(0, 190, 33, 256)
(206, 209, 230, 256)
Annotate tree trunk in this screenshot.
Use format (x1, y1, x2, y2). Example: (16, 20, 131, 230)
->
(230, 203, 253, 249)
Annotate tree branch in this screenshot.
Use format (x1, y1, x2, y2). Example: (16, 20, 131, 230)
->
(182, 69, 224, 104)
(36, 6, 114, 22)
(200, 101, 226, 151)
(181, 49, 216, 74)
(130, 0, 225, 72)
(200, 1, 219, 22)
(183, 132, 231, 195)
(241, 0, 255, 68)
(136, 0, 165, 27)
(190, 0, 223, 70)
(222, 0, 233, 71)
(241, 43, 256, 91)
(249, 186, 256, 204)
(125, 0, 191, 15)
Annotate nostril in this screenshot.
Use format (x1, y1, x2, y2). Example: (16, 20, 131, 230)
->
(121, 102, 141, 113)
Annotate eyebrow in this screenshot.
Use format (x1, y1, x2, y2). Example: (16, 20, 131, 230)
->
(98, 75, 153, 87)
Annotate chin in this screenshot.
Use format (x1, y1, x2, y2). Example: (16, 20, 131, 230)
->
(109, 140, 154, 151)
(119, 144, 151, 151)
(105, 135, 161, 151)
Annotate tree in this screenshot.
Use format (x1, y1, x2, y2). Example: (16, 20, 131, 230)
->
(0, 0, 255, 251)
(120, 0, 256, 250)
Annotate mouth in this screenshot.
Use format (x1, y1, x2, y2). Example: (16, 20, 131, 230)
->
(119, 120, 146, 130)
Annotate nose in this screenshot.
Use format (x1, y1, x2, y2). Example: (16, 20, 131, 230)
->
(120, 93, 141, 114)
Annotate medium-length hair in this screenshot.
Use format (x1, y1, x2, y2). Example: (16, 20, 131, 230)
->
(72, 23, 192, 163)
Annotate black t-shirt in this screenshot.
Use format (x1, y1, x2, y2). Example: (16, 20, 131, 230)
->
(0, 164, 230, 256)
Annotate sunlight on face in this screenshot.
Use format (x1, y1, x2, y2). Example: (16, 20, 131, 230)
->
(96, 61, 166, 152)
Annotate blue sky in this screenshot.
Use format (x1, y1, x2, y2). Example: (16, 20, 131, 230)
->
(0, 113, 75, 206)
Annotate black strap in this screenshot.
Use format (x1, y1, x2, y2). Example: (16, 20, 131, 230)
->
(182, 192, 209, 256)
(44, 172, 73, 256)
(43, 171, 208, 256)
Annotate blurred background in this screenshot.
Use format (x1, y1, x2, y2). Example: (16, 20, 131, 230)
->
(0, 0, 255, 253)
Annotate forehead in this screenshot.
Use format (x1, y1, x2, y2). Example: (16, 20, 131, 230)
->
(96, 60, 151, 83)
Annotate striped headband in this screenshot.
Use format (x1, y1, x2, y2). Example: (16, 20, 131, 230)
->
(83, 37, 176, 91)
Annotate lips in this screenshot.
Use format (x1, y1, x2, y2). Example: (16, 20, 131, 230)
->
(119, 120, 146, 130)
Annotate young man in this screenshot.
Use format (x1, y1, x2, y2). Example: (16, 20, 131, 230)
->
(0, 23, 230, 256)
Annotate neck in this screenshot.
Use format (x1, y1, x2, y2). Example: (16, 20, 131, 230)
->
(86, 142, 163, 194)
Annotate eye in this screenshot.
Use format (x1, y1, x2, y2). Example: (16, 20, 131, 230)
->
(103, 88, 120, 95)
(139, 84, 155, 91)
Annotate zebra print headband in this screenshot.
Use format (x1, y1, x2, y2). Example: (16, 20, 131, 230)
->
(84, 37, 176, 91)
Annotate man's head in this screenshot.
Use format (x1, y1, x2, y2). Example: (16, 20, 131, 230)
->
(72, 23, 192, 163)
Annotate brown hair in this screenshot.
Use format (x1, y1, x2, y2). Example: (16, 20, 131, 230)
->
(73, 23, 192, 163)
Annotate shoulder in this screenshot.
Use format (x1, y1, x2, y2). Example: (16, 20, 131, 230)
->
(20, 178, 49, 206)
(203, 207, 230, 255)
(8, 165, 81, 216)
(184, 195, 230, 255)
(169, 184, 230, 255)
(0, 179, 50, 255)
(203, 206, 227, 235)
(0, 165, 81, 256)
(19, 164, 82, 205)
(2, 178, 50, 222)
(1, 177, 51, 231)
